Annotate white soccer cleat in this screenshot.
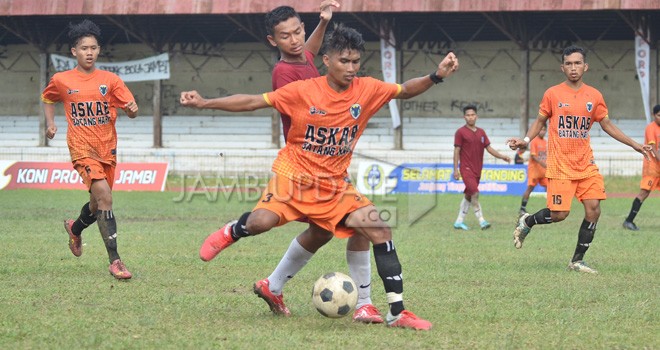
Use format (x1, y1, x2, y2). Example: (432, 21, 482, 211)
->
(513, 213, 531, 249)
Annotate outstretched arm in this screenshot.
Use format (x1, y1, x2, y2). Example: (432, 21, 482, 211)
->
(600, 117, 653, 160)
(397, 52, 459, 99)
(180, 90, 270, 112)
(507, 114, 548, 150)
(486, 145, 512, 163)
(305, 1, 340, 56)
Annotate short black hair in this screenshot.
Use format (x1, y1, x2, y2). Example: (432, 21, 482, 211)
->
(322, 24, 365, 55)
(463, 105, 477, 114)
(68, 19, 101, 49)
(562, 45, 586, 63)
(265, 6, 301, 36)
(653, 104, 660, 115)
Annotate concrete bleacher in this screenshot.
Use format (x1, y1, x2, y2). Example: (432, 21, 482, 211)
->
(0, 114, 647, 175)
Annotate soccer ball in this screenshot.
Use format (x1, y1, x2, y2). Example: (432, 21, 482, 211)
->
(311, 272, 358, 318)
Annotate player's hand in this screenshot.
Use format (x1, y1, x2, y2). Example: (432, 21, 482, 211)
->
(180, 90, 204, 108)
(124, 101, 138, 114)
(319, 0, 340, 21)
(46, 125, 57, 139)
(502, 156, 512, 163)
(639, 144, 655, 161)
(453, 169, 460, 180)
(506, 138, 527, 150)
(436, 52, 459, 79)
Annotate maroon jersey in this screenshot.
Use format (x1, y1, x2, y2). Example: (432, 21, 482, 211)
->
(271, 50, 320, 141)
(454, 125, 490, 177)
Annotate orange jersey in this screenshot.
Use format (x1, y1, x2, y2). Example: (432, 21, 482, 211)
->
(539, 82, 608, 180)
(264, 76, 401, 190)
(41, 69, 135, 165)
(527, 136, 547, 177)
(642, 121, 660, 177)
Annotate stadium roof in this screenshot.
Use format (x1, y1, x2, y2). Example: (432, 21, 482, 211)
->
(0, 0, 658, 50)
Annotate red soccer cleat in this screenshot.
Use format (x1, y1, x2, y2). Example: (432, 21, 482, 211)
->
(386, 310, 432, 330)
(199, 221, 237, 262)
(352, 304, 384, 324)
(64, 219, 82, 257)
(109, 259, 132, 280)
(253, 279, 291, 316)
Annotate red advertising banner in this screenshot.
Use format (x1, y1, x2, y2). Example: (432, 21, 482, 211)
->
(0, 161, 168, 191)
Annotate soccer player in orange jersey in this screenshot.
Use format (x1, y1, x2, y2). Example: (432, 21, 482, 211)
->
(41, 20, 138, 279)
(518, 123, 548, 216)
(251, 3, 384, 324)
(507, 45, 652, 274)
(181, 24, 459, 330)
(622, 104, 660, 230)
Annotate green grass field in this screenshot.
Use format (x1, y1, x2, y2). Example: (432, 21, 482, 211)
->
(0, 177, 658, 349)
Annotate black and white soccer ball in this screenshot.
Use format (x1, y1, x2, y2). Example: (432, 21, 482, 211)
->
(311, 272, 358, 318)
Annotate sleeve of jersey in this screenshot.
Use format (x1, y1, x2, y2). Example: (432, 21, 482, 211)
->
(483, 132, 491, 147)
(110, 76, 136, 108)
(264, 83, 300, 118)
(365, 78, 401, 108)
(454, 130, 462, 147)
(645, 124, 655, 145)
(41, 76, 60, 104)
(593, 93, 608, 122)
(538, 90, 552, 117)
(530, 140, 538, 156)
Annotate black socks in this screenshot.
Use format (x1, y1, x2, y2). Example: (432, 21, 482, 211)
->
(373, 241, 404, 316)
(525, 208, 552, 228)
(230, 212, 251, 241)
(625, 198, 642, 223)
(71, 202, 97, 236)
(96, 210, 120, 263)
(572, 220, 596, 262)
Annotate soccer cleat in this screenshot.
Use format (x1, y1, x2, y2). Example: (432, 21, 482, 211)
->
(108, 259, 132, 279)
(567, 260, 598, 274)
(453, 222, 469, 231)
(253, 279, 290, 316)
(622, 220, 639, 231)
(513, 213, 531, 249)
(480, 220, 491, 230)
(386, 310, 432, 330)
(199, 220, 238, 262)
(352, 304, 384, 324)
(64, 219, 82, 257)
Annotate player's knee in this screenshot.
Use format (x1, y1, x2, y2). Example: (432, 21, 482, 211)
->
(367, 226, 392, 245)
(245, 211, 277, 235)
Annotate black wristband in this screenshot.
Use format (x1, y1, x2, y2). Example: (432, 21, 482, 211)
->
(429, 72, 444, 84)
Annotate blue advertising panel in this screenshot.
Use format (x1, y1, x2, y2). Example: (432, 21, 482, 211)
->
(358, 162, 535, 196)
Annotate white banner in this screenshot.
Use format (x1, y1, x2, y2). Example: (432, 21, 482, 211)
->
(380, 25, 401, 128)
(50, 53, 170, 82)
(635, 29, 651, 123)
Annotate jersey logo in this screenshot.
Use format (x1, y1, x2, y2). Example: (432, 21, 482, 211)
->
(586, 102, 593, 112)
(350, 104, 361, 119)
(67, 89, 79, 95)
(99, 85, 108, 96)
(558, 102, 570, 108)
(309, 106, 327, 116)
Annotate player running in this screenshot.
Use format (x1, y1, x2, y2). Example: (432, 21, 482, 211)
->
(507, 45, 652, 274)
(42, 19, 138, 279)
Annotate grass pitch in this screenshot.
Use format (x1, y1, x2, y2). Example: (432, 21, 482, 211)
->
(0, 178, 657, 349)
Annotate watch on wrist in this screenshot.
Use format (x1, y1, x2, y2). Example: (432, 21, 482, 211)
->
(429, 72, 444, 84)
(523, 136, 530, 143)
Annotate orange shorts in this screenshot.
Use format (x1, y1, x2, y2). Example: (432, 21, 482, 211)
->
(73, 158, 115, 190)
(639, 175, 660, 191)
(253, 174, 372, 238)
(527, 169, 548, 187)
(546, 174, 606, 211)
